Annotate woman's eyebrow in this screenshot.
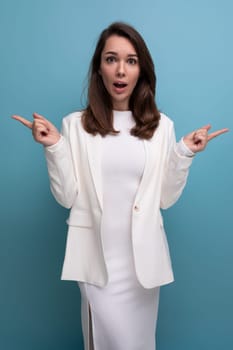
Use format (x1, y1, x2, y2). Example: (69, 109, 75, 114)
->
(104, 51, 117, 55)
(104, 51, 138, 57)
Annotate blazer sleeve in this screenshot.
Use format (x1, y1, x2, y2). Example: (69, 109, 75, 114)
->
(44, 118, 78, 209)
(160, 121, 194, 209)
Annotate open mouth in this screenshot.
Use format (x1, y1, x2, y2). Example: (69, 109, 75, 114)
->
(113, 82, 127, 88)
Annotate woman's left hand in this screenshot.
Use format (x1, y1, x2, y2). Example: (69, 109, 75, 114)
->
(183, 125, 229, 153)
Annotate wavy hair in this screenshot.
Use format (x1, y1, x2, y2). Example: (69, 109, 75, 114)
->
(82, 22, 160, 139)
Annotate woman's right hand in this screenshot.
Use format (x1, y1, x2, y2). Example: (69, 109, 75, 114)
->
(12, 112, 61, 147)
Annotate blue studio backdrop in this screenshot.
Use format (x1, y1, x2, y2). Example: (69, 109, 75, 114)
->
(1, 1, 232, 349)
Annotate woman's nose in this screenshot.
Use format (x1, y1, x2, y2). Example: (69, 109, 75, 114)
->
(116, 61, 126, 77)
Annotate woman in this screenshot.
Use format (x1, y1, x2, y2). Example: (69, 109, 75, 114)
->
(13, 22, 228, 350)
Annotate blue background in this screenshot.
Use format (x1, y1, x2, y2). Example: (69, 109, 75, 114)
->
(1, 0, 232, 349)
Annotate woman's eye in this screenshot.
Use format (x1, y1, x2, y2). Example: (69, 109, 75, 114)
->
(106, 56, 116, 63)
(128, 58, 137, 65)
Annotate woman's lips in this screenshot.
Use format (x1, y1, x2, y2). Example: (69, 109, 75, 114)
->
(113, 82, 128, 93)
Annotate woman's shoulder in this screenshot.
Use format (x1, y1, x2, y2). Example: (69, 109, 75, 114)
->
(159, 112, 174, 127)
(63, 110, 84, 122)
(149, 112, 175, 141)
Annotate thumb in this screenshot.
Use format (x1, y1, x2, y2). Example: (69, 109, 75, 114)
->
(199, 124, 211, 131)
(32, 112, 56, 129)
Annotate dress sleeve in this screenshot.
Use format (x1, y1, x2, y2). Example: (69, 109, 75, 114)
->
(160, 122, 194, 209)
(44, 117, 78, 209)
(176, 137, 195, 157)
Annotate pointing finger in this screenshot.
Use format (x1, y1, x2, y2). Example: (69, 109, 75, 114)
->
(12, 115, 33, 129)
(208, 128, 229, 141)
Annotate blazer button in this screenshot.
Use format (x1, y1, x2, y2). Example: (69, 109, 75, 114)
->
(134, 205, 139, 211)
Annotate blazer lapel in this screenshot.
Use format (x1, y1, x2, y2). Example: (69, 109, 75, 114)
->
(85, 132, 103, 211)
(85, 134, 156, 212)
(134, 139, 155, 204)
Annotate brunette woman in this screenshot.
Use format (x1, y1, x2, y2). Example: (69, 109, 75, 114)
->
(13, 22, 228, 350)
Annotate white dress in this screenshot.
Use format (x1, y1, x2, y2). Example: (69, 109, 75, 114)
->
(79, 110, 160, 350)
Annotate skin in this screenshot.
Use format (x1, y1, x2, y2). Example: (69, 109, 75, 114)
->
(12, 113, 61, 147)
(12, 34, 229, 150)
(99, 35, 140, 111)
(183, 124, 228, 152)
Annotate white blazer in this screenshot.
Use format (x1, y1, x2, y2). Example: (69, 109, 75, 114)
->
(45, 111, 193, 288)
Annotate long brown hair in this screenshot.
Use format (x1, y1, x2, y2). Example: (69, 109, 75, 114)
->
(82, 22, 160, 139)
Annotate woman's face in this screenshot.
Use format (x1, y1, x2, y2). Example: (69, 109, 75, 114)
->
(99, 35, 140, 111)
